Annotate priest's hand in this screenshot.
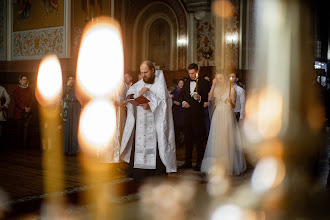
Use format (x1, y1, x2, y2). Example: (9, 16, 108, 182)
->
(140, 103, 150, 110)
(114, 101, 126, 106)
(139, 87, 149, 96)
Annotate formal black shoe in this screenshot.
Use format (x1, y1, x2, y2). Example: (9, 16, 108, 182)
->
(179, 162, 192, 169)
(193, 164, 201, 171)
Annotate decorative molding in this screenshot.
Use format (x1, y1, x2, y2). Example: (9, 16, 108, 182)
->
(196, 12, 215, 66)
(248, 0, 256, 69)
(12, 26, 65, 60)
(0, 0, 6, 60)
(134, 3, 178, 70)
(127, 0, 187, 71)
(73, 27, 83, 56)
(224, 0, 240, 70)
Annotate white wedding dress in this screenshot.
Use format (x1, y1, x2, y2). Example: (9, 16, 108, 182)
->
(201, 87, 246, 175)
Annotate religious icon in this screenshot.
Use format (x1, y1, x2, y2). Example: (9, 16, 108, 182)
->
(43, 0, 58, 14)
(17, 0, 32, 20)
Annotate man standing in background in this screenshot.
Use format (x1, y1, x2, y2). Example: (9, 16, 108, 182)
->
(14, 74, 34, 149)
(229, 72, 245, 122)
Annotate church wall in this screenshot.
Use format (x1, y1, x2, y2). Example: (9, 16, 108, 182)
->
(125, 0, 187, 72)
(248, 0, 256, 69)
(224, 0, 240, 71)
(72, 0, 111, 56)
(195, 12, 216, 68)
(12, 0, 65, 60)
(0, 1, 6, 61)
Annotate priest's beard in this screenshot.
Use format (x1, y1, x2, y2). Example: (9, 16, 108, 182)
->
(143, 74, 155, 84)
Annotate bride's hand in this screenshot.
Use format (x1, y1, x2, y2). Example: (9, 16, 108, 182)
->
(212, 78, 217, 86)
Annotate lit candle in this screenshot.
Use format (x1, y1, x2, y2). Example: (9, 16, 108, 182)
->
(35, 55, 64, 213)
(76, 16, 124, 219)
(229, 76, 232, 98)
(195, 73, 199, 93)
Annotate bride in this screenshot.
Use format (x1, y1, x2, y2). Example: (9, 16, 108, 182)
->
(201, 72, 246, 175)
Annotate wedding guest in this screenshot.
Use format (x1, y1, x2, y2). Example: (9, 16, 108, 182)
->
(230, 72, 246, 122)
(171, 79, 185, 148)
(14, 74, 34, 149)
(62, 76, 81, 155)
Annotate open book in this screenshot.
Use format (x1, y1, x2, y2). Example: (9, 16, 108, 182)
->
(127, 95, 150, 106)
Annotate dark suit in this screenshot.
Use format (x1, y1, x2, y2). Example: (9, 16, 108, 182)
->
(179, 78, 210, 165)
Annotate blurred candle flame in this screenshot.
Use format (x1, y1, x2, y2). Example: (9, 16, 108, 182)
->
(76, 17, 123, 220)
(251, 157, 285, 194)
(78, 99, 116, 154)
(211, 204, 243, 220)
(212, 0, 235, 18)
(36, 55, 63, 106)
(76, 17, 124, 102)
(243, 88, 283, 142)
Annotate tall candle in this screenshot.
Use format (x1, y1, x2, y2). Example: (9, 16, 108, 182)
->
(229, 76, 232, 98)
(35, 55, 64, 213)
(195, 73, 199, 93)
(76, 16, 124, 219)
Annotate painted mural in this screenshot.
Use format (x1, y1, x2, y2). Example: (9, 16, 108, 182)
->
(196, 12, 216, 67)
(0, 0, 6, 60)
(12, 27, 64, 60)
(13, 0, 64, 32)
(73, 0, 111, 55)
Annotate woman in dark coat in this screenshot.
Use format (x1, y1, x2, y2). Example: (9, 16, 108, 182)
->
(170, 79, 185, 148)
(62, 76, 81, 155)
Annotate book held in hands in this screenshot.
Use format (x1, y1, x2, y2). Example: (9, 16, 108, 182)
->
(127, 96, 150, 106)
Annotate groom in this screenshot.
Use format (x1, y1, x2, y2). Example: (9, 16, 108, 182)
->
(179, 63, 210, 171)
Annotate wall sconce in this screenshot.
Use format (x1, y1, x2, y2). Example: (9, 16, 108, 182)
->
(202, 50, 213, 66)
(202, 50, 213, 59)
(177, 38, 187, 46)
(225, 32, 238, 44)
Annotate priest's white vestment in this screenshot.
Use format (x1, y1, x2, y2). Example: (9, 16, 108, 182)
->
(120, 70, 177, 173)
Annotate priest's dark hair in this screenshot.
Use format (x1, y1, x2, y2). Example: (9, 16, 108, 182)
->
(188, 63, 199, 71)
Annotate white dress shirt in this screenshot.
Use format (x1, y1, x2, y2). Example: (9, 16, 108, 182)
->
(233, 84, 245, 119)
(182, 80, 201, 106)
(190, 81, 196, 93)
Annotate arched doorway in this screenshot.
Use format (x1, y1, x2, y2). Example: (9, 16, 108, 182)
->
(148, 19, 171, 70)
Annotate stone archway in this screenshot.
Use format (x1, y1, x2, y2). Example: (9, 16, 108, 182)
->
(148, 19, 171, 70)
(125, 0, 187, 71)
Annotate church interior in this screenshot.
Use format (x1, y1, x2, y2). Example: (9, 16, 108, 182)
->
(0, 0, 329, 219)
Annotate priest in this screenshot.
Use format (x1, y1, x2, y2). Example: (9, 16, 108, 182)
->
(120, 61, 177, 182)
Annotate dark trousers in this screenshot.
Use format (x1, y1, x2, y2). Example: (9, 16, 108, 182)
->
(0, 121, 4, 147)
(184, 118, 205, 165)
(174, 125, 184, 148)
(234, 112, 240, 122)
(17, 118, 31, 149)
